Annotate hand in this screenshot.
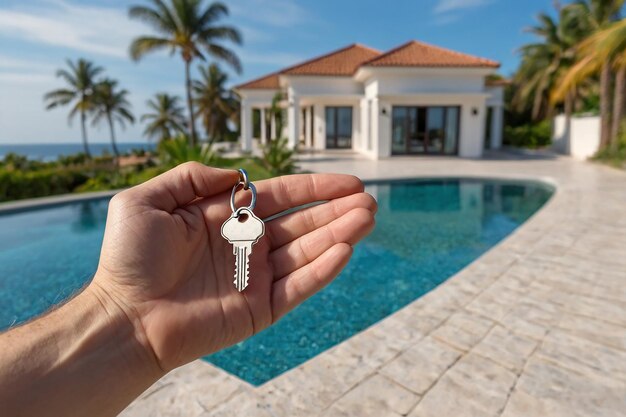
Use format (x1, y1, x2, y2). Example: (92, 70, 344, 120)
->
(91, 162, 376, 372)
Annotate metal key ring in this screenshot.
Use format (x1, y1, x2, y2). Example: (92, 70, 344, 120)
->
(238, 168, 250, 190)
(230, 181, 257, 213)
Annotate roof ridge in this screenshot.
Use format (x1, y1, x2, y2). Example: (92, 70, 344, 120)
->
(279, 43, 381, 75)
(408, 40, 499, 65)
(361, 40, 415, 65)
(363, 39, 499, 67)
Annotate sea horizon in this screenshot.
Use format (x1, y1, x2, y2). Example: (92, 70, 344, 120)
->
(0, 142, 155, 161)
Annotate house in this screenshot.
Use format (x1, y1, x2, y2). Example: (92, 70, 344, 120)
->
(234, 40, 504, 159)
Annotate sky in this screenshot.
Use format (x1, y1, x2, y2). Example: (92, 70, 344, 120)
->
(0, 0, 556, 144)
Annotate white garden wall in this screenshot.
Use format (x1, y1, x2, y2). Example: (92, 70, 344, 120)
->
(553, 114, 601, 160)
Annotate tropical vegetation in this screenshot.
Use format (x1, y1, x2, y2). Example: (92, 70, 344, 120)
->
(129, 0, 242, 145)
(510, 0, 626, 165)
(44, 59, 104, 158)
(193, 63, 239, 143)
(91, 79, 136, 159)
(141, 93, 187, 141)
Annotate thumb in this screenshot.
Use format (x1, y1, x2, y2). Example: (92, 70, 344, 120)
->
(124, 162, 239, 212)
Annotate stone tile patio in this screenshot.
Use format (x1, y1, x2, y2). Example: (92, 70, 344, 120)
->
(120, 151, 626, 417)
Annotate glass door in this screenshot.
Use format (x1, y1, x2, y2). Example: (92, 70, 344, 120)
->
(325, 106, 352, 149)
(391, 106, 460, 155)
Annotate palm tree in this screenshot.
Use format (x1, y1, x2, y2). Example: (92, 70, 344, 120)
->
(129, 0, 242, 146)
(192, 63, 238, 143)
(141, 93, 187, 141)
(91, 79, 135, 158)
(513, 8, 586, 122)
(565, 0, 624, 146)
(44, 59, 103, 158)
(553, 6, 626, 148)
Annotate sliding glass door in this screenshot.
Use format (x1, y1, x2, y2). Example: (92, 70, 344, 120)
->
(391, 106, 460, 155)
(325, 106, 352, 149)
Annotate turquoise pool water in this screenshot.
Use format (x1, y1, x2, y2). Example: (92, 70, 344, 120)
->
(0, 179, 552, 385)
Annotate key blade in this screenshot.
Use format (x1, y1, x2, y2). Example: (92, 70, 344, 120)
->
(234, 244, 250, 292)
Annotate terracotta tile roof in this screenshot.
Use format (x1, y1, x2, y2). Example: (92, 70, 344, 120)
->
(236, 40, 499, 90)
(235, 72, 280, 90)
(364, 40, 499, 69)
(280, 43, 382, 76)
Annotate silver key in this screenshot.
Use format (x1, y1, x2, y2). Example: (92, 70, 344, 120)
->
(221, 207, 265, 291)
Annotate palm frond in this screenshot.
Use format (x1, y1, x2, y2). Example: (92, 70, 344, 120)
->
(129, 36, 172, 61)
(205, 43, 242, 73)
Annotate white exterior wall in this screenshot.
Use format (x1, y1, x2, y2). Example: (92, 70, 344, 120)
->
(360, 68, 495, 158)
(239, 67, 500, 158)
(553, 114, 601, 160)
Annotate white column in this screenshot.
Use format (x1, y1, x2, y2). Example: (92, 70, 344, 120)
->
(270, 113, 277, 140)
(313, 103, 324, 150)
(490, 105, 503, 150)
(260, 107, 267, 144)
(240, 98, 252, 152)
(304, 106, 312, 148)
(287, 90, 300, 149)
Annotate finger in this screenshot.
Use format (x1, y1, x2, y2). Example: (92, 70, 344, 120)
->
(241, 174, 364, 219)
(265, 192, 377, 249)
(123, 162, 238, 212)
(269, 207, 375, 278)
(272, 243, 353, 321)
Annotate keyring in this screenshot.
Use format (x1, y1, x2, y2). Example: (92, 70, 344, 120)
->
(230, 181, 257, 213)
(238, 168, 250, 190)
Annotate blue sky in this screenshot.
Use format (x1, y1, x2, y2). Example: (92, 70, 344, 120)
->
(0, 0, 554, 144)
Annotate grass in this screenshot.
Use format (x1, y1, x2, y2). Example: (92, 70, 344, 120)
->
(592, 140, 626, 170)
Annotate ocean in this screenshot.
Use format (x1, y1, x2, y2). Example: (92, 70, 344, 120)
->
(0, 143, 156, 162)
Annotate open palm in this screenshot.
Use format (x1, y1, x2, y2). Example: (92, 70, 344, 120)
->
(92, 163, 376, 371)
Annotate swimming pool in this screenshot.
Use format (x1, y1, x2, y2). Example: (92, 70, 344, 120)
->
(0, 178, 552, 385)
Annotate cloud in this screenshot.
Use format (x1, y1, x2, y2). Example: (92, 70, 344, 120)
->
(236, 50, 306, 67)
(228, 0, 308, 29)
(434, 0, 493, 14)
(0, 0, 145, 58)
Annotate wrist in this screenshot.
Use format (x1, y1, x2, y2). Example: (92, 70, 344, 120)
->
(84, 277, 165, 380)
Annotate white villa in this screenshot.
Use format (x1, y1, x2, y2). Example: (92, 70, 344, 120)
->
(235, 41, 505, 159)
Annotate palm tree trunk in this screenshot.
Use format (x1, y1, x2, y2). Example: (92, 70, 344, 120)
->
(565, 90, 573, 154)
(600, 64, 612, 148)
(107, 113, 120, 159)
(611, 66, 626, 149)
(184, 59, 198, 146)
(80, 109, 91, 158)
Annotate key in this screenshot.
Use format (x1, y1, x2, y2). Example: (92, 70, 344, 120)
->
(221, 207, 265, 291)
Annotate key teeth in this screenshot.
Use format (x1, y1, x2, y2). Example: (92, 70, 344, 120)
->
(233, 246, 250, 292)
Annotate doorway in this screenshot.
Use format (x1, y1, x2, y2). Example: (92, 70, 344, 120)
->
(325, 106, 352, 149)
(391, 106, 460, 155)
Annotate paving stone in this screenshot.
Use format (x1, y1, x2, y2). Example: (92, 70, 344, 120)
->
(465, 284, 523, 321)
(501, 357, 626, 417)
(430, 312, 494, 351)
(257, 344, 376, 413)
(472, 325, 538, 373)
(556, 313, 626, 351)
(379, 336, 461, 394)
(536, 331, 626, 382)
(198, 390, 274, 417)
(120, 361, 244, 417)
(366, 314, 427, 352)
(325, 374, 420, 416)
(409, 353, 517, 417)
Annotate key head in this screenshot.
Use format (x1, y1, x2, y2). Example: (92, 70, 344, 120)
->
(221, 208, 265, 245)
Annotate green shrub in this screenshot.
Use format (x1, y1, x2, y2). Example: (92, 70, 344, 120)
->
(0, 168, 90, 202)
(261, 137, 296, 176)
(592, 138, 626, 169)
(503, 120, 552, 149)
(159, 135, 216, 168)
